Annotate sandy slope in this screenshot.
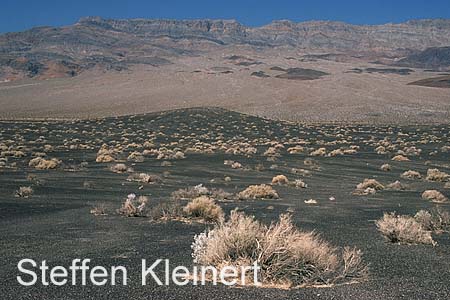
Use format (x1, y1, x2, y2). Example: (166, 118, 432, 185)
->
(0, 51, 449, 123)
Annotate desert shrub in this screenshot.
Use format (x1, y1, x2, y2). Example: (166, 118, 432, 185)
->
(96, 144, 117, 163)
(376, 212, 435, 245)
(149, 201, 183, 221)
(118, 194, 149, 217)
(238, 184, 279, 200)
(401, 170, 421, 180)
(328, 149, 344, 157)
(28, 157, 61, 170)
(287, 145, 304, 154)
(290, 179, 307, 188)
(271, 175, 289, 185)
(110, 163, 131, 173)
(419, 208, 450, 232)
(426, 168, 450, 182)
(386, 180, 407, 190)
(15, 186, 33, 198)
(223, 160, 243, 169)
(380, 164, 391, 171)
(171, 184, 231, 201)
(192, 211, 368, 287)
(183, 196, 224, 223)
(127, 151, 144, 162)
(353, 179, 384, 195)
(127, 172, 162, 184)
(310, 147, 326, 157)
(90, 203, 107, 216)
(422, 190, 448, 203)
(391, 155, 409, 162)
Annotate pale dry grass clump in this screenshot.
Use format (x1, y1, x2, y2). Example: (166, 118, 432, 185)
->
(192, 211, 368, 287)
(118, 193, 149, 217)
(401, 170, 421, 180)
(376, 212, 435, 245)
(183, 196, 224, 223)
(238, 184, 279, 200)
(15, 186, 33, 198)
(391, 155, 410, 162)
(426, 168, 450, 182)
(422, 190, 448, 203)
(28, 157, 61, 170)
(353, 179, 384, 195)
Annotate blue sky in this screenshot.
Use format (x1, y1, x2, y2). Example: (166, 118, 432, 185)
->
(2, 0, 450, 33)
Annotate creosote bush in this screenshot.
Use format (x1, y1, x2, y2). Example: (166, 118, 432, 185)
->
(376, 212, 435, 245)
(192, 211, 368, 287)
(183, 196, 224, 223)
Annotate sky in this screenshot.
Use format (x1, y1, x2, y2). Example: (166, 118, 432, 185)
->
(2, 0, 450, 33)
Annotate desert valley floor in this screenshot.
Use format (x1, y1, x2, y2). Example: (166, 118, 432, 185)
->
(0, 107, 449, 299)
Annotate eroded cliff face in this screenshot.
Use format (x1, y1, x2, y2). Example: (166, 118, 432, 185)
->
(1, 17, 450, 81)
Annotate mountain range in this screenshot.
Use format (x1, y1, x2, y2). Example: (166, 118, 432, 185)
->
(1, 17, 450, 80)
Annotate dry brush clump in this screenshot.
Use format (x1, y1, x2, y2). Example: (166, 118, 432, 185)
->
(414, 208, 450, 233)
(127, 173, 162, 184)
(96, 144, 118, 163)
(110, 163, 132, 173)
(90, 203, 108, 216)
(391, 155, 410, 162)
(238, 184, 279, 200)
(380, 164, 391, 171)
(386, 181, 407, 191)
(191, 211, 368, 287)
(28, 157, 61, 170)
(426, 168, 450, 182)
(271, 175, 289, 185)
(118, 193, 149, 217)
(422, 190, 448, 203)
(353, 179, 384, 195)
(183, 196, 224, 223)
(171, 184, 231, 201)
(376, 212, 435, 245)
(15, 186, 33, 198)
(401, 170, 421, 180)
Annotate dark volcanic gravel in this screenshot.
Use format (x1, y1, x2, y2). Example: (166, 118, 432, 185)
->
(0, 108, 449, 299)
